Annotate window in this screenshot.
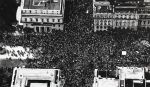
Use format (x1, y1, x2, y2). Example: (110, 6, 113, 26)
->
(33, 0, 47, 6)
(96, 0, 105, 1)
(25, 18, 27, 22)
(41, 27, 44, 33)
(47, 19, 49, 22)
(53, 0, 59, 2)
(100, 20, 102, 25)
(96, 6, 101, 13)
(41, 19, 44, 22)
(36, 27, 39, 32)
(146, 83, 150, 87)
(97, 70, 107, 77)
(30, 83, 47, 87)
(30, 18, 32, 22)
(97, 26, 99, 29)
(47, 27, 50, 32)
(52, 19, 55, 22)
(125, 79, 133, 87)
(58, 19, 60, 22)
(133, 82, 145, 87)
(108, 21, 110, 25)
(36, 18, 38, 22)
(27, 80, 50, 87)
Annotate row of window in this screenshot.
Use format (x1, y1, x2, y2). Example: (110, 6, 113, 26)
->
(95, 10, 150, 14)
(94, 26, 139, 32)
(34, 25, 63, 33)
(94, 25, 137, 30)
(115, 22, 138, 27)
(21, 17, 62, 23)
(114, 20, 138, 27)
(94, 14, 113, 18)
(95, 23, 150, 30)
(94, 14, 138, 19)
(139, 20, 150, 25)
(95, 26, 110, 29)
(95, 20, 112, 26)
(139, 15, 150, 19)
(137, 9, 150, 13)
(94, 20, 138, 26)
(34, 27, 52, 33)
(94, 26, 109, 31)
(24, 23, 63, 28)
(96, 9, 150, 13)
(22, 10, 60, 14)
(114, 14, 138, 19)
(33, 0, 59, 6)
(95, 5, 112, 13)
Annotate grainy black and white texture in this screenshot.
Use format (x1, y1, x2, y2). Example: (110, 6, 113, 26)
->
(0, 0, 150, 87)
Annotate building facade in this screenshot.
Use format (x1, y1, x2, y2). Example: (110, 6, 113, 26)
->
(93, 0, 150, 32)
(11, 67, 65, 87)
(93, 67, 150, 87)
(16, 0, 65, 33)
(93, 0, 113, 31)
(138, 0, 150, 29)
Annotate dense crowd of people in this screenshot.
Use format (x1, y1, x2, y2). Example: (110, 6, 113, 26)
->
(0, 67, 13, 87)
(1, 32, 150, 87)
(1, 0, 150, 87)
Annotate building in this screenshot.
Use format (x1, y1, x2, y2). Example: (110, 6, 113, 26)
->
(93, 67, 150, 87)
(11, 67, 65, 87)
(138, 0, 150, 29)
(93, 0, 114, 31)
(93, 0, 150, 32)
(16, 0, 65, 33)
(117, 67, 145, 87)
(113, 0, 139, 30)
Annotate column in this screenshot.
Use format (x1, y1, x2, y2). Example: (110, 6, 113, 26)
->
(119, 70, 125, 87)
(34, 27, 36, 32)
(39, 27, 41, 33)
(44, 27, 47, 32)
(145, 20, 148, 28)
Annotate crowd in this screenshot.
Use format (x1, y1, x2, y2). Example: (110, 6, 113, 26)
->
(0, 67, 13, 87)
(0, 0, 150, 87)
(1, 32, 150, 87)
